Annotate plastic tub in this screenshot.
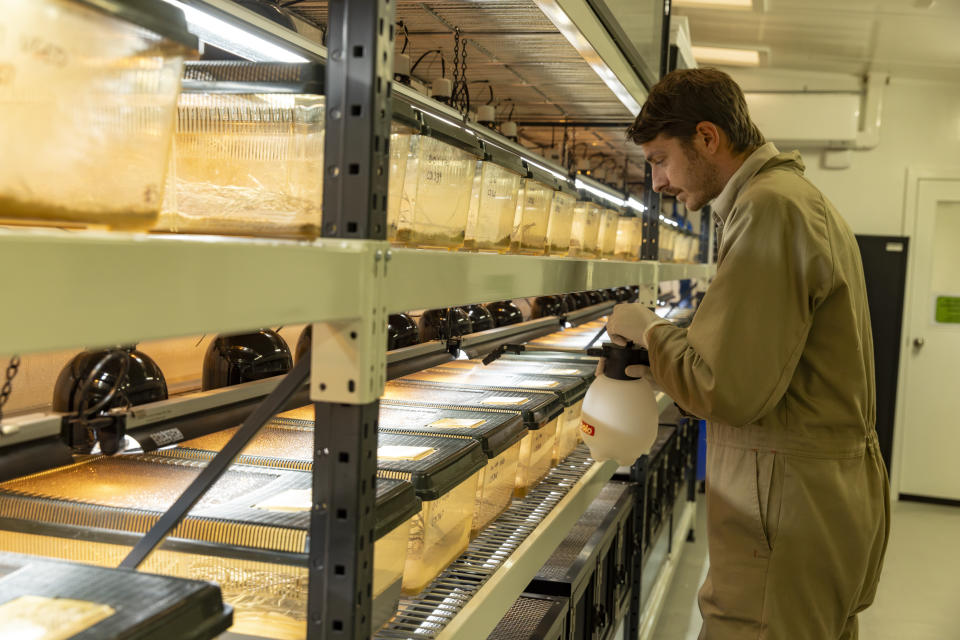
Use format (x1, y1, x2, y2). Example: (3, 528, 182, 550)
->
(127, 431, 420, 634)
(615, 216, 642, 261)
(510, 178, 554, 254)
(0, 456, 317, 639)
(158, 62, 325, 237)
(377, 404, 527, 536)
(400, 367, 587, 464)
(382, 380, 563, 497)
(464, 161, 523, 252)
(570, 201, 601, 258)
(393, 135, 479, 249)
(375, 432, 486, 594)
(545, 190, 577, 256)
(0, 0, 195, 230)
(597, 208, 619, 258)
(387, 122, 415, 243)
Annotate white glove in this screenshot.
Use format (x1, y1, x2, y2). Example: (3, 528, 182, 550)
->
(606, 303, 672, 349)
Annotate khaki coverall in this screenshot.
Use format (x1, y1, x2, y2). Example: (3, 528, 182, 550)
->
(647, 143, 890, 639)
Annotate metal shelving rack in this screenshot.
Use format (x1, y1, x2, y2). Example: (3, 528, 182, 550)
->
(0, 1, 716, 638)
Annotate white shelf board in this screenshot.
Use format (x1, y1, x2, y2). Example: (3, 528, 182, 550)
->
(385, 249, 658, 313)
(432, 458, 619, 640)
(658, 262, 716, 282)
(0, 228, 382, 355)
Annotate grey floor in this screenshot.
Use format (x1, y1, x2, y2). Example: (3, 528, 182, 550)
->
(651, 497, 960, 639)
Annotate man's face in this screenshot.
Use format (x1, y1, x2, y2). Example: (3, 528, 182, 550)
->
(640, 133, 725, 212)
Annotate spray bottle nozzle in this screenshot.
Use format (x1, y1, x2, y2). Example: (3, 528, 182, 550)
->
(601, 342, 650, 380)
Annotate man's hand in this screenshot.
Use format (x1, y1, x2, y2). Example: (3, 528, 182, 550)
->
(607, 303, 671, 349)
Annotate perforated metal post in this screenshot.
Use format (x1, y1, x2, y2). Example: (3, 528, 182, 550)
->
(640, 166, 660, 261)
(308, 0, 394, 638)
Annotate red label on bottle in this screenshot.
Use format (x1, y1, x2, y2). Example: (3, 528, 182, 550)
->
(580, 421, 595, 437)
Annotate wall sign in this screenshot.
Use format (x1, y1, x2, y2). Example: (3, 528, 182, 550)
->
(935, 296, 960, 324)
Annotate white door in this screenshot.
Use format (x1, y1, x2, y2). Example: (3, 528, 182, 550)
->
(898, 178, 960, 500)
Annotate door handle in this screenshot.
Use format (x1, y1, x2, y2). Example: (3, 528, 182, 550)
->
(913, 337, 925, 348)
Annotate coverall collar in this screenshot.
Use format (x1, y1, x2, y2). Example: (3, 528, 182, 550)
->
(711, 141, 780, 225)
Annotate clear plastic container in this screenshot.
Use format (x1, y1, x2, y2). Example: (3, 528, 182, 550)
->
(381, 381, 563, 498)
(660, 224, 676, 262)
(597, 208, 619, 258)
(545, 190, 576, 256)
(375, 433, 486, 595)
(394, 135, 478, 249)
(674, 232, 691, 263)
(464, 161, 523, 252)
(159, 92, 325, 237)
(0, 0, 194, 230)
(570, 201, 601, 257)
(615, 216, 642, 261)
(387, 123, 415, 243)
(378, 404, 526, 536)
(510, 178, 554, 254)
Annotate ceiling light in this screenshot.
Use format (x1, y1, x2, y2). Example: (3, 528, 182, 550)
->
(691, 46, 761, 66)
(627, 197, 647, 213)
(534, 0, 644, 115)
(162, 0, 308, 62)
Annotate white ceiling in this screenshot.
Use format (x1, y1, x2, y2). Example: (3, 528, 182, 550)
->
(674, 0, 960, 82)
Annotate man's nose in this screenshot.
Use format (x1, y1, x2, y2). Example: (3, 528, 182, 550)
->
(650, 168, 668, 193)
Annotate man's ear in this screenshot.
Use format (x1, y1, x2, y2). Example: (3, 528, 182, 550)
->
(695, 121, 722, 155)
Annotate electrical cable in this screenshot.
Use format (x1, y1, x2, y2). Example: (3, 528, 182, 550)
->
(410, 49, 446, 78)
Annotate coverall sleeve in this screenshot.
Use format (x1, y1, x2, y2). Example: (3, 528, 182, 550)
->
(648, 187, 834, 427)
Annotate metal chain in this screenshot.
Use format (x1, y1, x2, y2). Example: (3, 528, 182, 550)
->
(457, 36, 469, 114)
(0, 355, 21, 426)
(451, 28, 460, 94)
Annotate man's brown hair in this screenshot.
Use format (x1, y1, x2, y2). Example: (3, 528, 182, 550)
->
(626, 68, 765, 153)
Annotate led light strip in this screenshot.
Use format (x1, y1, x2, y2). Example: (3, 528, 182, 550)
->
(162, 0, 309, 62)
(575, 178, 625, 207)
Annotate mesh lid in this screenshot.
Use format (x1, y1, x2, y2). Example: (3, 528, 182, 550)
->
(374, 478, 420, 540)
(440, 359, 596, 384)
(502, 352, 600, 366)
(401, 368, 589, 406)
(158, 427, 420, 540)
(0, 455, 314, 556)
(486, 593, 568, 640)
(383, 381, 563, 429)
(375, 433, 486, 501)
(377, 405, 527, 459)
(77, 0, 198, 49)
(182, 61, 324, 94)
(533, 481, 633, 587)
(0, 552, 230, 640)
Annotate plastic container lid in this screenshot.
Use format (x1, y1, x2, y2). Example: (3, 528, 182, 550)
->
(383, 380, 564, 429)
(376, 433, 487, 501)
(374, 478, 421, 541)
(378, 404, 527, 459)
(401, 369, 589, 407)
(0, 552, 231, 640)
(182, 61, 324, 94)
(78, 0, 198, 49)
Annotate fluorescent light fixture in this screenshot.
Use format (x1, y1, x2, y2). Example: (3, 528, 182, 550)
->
(162, 0, 308, 62)
(627, 197, 647, 213)
(575, 178, 625, 207)
(417, 109, 474, 135)
(534, 0, 643, 115)
(673, 0, 753, 8)
(525, 157, 571, 183)
(691, 46, 761, 67)
(659, 214, 681, 227)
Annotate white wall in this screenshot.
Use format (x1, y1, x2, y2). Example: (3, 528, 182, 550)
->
(793, 77, 960, 237)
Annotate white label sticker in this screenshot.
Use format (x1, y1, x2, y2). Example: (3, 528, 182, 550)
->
(378, 445, 435, 461)
(428, 418, 486, 429)
(150, 428, 184, 448)
(523, 380, 559, 388)
(546, 368, 579, 375)
(253, 489, 312, 512)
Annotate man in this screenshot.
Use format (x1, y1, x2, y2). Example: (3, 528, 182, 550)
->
(607, 68, 890, 639)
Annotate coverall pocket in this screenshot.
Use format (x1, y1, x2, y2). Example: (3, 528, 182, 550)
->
(755, 450, 784, 551)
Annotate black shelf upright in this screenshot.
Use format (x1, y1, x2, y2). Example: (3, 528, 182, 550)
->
(309, 1, 395, 639)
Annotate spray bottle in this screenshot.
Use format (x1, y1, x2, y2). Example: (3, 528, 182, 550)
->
(580, 341, 659, 466)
